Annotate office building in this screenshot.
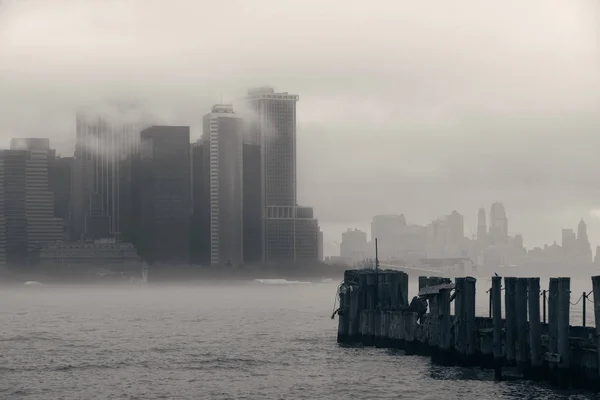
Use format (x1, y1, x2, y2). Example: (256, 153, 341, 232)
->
(476, 207, 487, 243)
(202, 105, 244, 266)
(244, 87, 314, 262)
(489, 202, 508, 244)
(134, 126, 191, 265)
(0, 141, 64, 268)
(73, 108, 146, 241)
(242, 142, 262, 263)
(190, 139, 209, 264)
(340, 228, 368, 264)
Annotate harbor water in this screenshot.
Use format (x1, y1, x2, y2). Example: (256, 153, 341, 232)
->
(1, 278, 598, 399)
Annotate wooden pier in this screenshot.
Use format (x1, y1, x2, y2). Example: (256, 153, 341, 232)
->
(335, 269, 600, 390)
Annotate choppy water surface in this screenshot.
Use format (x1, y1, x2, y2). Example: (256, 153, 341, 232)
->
(1, 280, 598, 399)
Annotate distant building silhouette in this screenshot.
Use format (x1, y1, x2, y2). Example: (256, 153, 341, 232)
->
(489, 202, 508, 244)
(340, 228, 368, 263)
(577, 219, 592, 264)
(477, 207, 487, 243)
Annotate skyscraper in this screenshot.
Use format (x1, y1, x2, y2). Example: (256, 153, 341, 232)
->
(577, 219, 592, 264)
(190, 139, 209, 265)
(73, 108, 146, 240)
(243, 87, 320, 263)
(0, 140, 64, 268)
(202, 104, 244, 266)
(489, 202, 508, 244)
(133, 126, 191, 265)
(476, 207, 487, 243)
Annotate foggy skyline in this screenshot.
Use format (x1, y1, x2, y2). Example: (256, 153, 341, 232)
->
(1, 0, 600, 256)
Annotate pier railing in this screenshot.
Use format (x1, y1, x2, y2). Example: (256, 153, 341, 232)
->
(335, 270, 600, 390)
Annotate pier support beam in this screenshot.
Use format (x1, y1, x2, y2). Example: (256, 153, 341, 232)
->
(492, 276, 503, 380)
(557, 277, 571, 388)
(464, 277, 477, 365)
(515, 278, 529, 375)
(527, 278, 542, 380)
(504, 277, 517, 366)
(592, 276, 600, 382)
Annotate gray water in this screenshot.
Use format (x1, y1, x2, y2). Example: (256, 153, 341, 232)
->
(1, 281, 598, 399)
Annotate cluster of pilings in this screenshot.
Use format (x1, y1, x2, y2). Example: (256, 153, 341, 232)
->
(336, 270, 600, 390)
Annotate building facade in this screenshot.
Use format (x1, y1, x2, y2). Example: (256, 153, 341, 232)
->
(73, 109, 146, 241)
(244, 87, 313, 263)
(202, 105, 244, 266)
(134, 126, 191, 265)
(0, 143, 64, 268)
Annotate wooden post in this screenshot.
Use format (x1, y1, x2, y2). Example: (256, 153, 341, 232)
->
(492, 276, 503, 380)
(548, 278, 559, 355)
(366, 273, 376, 310)
(427, 277, 440, 351)
(504, 277, 517, 366)
(542, 290, 547, 324)
(557, 277, 571, 388)
(464, 277, 476, 365)
(437, 287, 452, 365)
(404, 311, 417, 355)
(389, 272, 399, 309)
(347, 287, 361, 342)
(454, 277, 466, 364)
(489, 289, 492, 318)
(582, 291, 587, 328)
(337, 287, 348, 343)
(400, 272, 409, 307)
(527, 278, 542, 380)
(377, 272, 386, 310)
(515, 278, 529, 374)
(591, 276, 600, 380)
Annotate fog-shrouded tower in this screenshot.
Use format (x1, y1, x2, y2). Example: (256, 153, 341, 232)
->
(134, 126, 191, 265)
(73, 106, 148, 241)
(489, 202, 508, 244)
(244, 87, 300, 262)
(202, 104, 244, 266)
(477, 207, 487, 243)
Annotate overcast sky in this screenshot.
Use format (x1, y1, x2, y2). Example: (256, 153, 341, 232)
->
(1, 0, 600, 256)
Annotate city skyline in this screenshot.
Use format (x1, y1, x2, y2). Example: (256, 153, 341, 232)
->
(2, 1, 600, 256)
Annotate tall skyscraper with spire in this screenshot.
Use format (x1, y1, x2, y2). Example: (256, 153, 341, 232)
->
(577, 219, 592, 264)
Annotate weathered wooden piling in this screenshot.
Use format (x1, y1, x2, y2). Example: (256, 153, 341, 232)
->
(504, 277, 517, 366)
(464, 277, 477, 365)
(437, 286, 452, 365)
(547, 277, 559, 382)
(492, 276, 503, 380)
(592, 276, 600, 380)
(453, 278, 464, 362)
(336, 269, 600, 391)
(347, 286, 360, 342)
(515, 278, 529, 374)
(527, 277, 543, 380)
(337, 287, 349, 342)
(404, 311, 418, 355)
(557, 277, 571, 388)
